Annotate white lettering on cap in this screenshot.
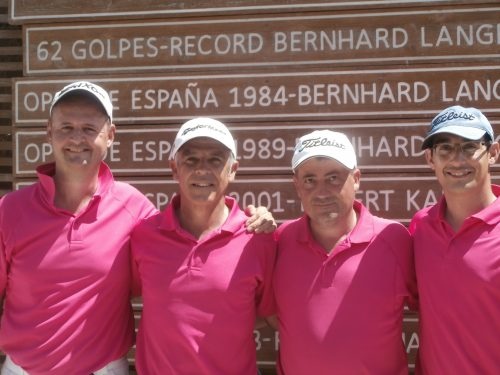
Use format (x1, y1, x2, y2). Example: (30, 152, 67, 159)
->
(432, 110, 475, 128)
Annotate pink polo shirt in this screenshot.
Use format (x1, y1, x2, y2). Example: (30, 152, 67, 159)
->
(131, 195, 276, 375)
(410, 185, 500, 374)
(274, 200, 417, 375)
(0, 162, 156, 375)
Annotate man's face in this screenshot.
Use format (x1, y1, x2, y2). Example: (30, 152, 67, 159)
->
(170, 137, 238, 205)
(47, 96, 114, 172)
(293, 157, 360, 226)
(425, 133, 499, 195)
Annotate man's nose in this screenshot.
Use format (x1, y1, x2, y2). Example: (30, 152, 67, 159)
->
(69, 128, 86, 142)
(194, 159, 210, 173)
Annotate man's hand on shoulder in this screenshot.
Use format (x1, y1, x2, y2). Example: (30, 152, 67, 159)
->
(245, 205, 277, 234)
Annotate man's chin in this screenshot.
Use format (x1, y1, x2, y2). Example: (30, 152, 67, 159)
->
(314, 212, 339, 223)
(327, 212, 339, 219)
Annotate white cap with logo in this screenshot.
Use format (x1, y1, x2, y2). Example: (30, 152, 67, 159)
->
(292, 130, 357, 170)
(422, 105, 494, 149)
(169, 117, 237, 160)
(50, 81, 113, 122)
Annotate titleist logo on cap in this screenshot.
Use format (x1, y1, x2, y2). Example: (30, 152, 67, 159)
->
(182, 123, 227, 136)
(432, 110, 476, 128)
(57, 81, 106, 100)
(298, 136, 347, 152)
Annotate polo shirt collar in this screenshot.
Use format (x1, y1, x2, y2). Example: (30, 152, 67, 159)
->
(482, 185, 500, 225)
(297, 200, 376, 246)
(349, 200, 377, 244)
(36, 161, 113, 208)
(432, 184, 500, 226)
(94, 162, 114, 195)
(466, 184, 500, 225)
(37, 163, 57, 205)
(159, 195, 243, 234)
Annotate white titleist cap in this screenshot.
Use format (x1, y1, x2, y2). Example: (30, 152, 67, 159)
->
(169, 117, 237, 160)
(50, 81, 113, 122)
(292, 130, 357, 170)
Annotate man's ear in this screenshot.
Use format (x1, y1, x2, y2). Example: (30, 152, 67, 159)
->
(107, 123, 116, 147)
(424, 149, 436, 171)
(170, 160, 179, 181)
(46, 120, 52, 142)
(352, 168, 361, 192)
(228, 160, 239, 181)
(292, 173, 303, 200)
(488, 142, 500, 165)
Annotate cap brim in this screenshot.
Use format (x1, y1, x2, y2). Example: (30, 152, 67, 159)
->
(292, 154, 355, 171)
(169, 133, 235, 160)
(421, 126, 486, 150)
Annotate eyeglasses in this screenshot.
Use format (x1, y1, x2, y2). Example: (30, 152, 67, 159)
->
(432, 141, 489, 160)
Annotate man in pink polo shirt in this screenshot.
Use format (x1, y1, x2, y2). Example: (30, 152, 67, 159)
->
(273, 130, 417, 375)
(410, 105, 500, 374)
(0, 81, 157, 374)
(131, 117, 277, 374)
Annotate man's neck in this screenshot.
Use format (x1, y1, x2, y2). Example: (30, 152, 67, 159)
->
(177, 199, 229, 240)
(310, 209, 358, 253)
(53, 170, 99, 214)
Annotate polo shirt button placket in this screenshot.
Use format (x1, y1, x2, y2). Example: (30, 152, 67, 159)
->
(69, 217, 85, 251)
(187, 244, 202, 273)
(443, 236, 456, 259)
(321, 258, 338, 287)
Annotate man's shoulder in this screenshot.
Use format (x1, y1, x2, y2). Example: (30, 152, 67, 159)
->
(109, 181, 155, 205)
(131, 211, 165, 244)
(411, 204, 436, 224)
(370, 214, 407, 229)
(0, 184, 40, 231)
(107, 181, 157, 219)
(276, 217, 303, 235)
(369, 215, 410, 242)
(111, 180, 146, 196)
(135, 209, 164, 227)
(408, 203, 438, 236)
(0, 183, 37, 208)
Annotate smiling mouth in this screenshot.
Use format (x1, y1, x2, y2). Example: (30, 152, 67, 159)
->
(313, 199, 336, 206)
(192, 182, 213, 187)
(66, 147, 89, 153)
(446, 169, 472, 178)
